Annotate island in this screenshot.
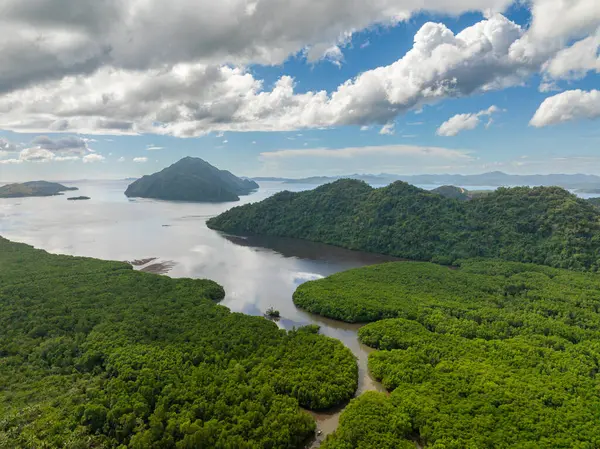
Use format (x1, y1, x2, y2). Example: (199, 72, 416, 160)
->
(208, 179, 600, 270)
(0, 181, 78, 198)
(67, 196, 91, 201)
(124, 156, 259, 202)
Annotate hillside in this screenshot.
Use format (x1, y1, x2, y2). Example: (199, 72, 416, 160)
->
(0, 181, 78, 198)
(297, 260, 600, 448)
(208, 179, 600, 270)
(0, 237, 357, 448)
(125, 157, 259, 202)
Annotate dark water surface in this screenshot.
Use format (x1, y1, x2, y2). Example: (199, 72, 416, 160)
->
(0, 179, 392, 444)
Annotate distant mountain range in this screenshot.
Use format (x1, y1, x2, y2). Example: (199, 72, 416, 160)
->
(0, 181, 78, 198)
(253, 171, 600, 190)
(125, 157, 259, 202)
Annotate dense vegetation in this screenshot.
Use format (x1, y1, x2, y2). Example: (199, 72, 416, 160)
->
(0, 237, 357, 448)
(0, 181, 78, 198)
(295, 260, 600, 448)
(67, 196, 91, 201)
(125, 157, 259, 202)
(208, 179, 600, 270)
(586, 197, 600, 208)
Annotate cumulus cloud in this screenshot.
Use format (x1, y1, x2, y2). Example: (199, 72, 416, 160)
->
(0, 135, 95, 163)
(0, 15, 536, 136)
(379, 123, 395, 135)
(0, 0, 515, 94)
(437, 105, 499, 136)
(133, 157, 148, 163)
(0, 138, 19, 153)
(527, 0, 600, 44)
(0, 1, 599, 135)
(16, 147, 79, 163)
(530, 89, 600, 127)
(542, 31, 600, 83)
(82, 153, 105, 163)
(31, 135, 91, 156)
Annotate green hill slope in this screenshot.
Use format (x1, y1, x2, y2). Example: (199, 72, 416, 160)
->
(125, 157, 259, 202)
(0, 237, 356, 448)
(0, 181, 78, 198)
(208, 180, 600, 270)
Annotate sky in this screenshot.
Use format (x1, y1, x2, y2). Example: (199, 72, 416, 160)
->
(0, 0, 599, 181)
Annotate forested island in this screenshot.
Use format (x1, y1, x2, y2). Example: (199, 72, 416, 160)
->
(125, 157, 259, 202)
(0, 181, 78, 198)
(0, 237, 357, 448)
(293, 260, 600, 448)
(208, 179, 600, 271)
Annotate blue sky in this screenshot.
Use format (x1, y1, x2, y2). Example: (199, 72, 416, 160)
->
(0, 0, 599, 181)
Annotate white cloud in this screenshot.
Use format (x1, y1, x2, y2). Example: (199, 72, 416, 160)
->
(1, 135, 102, 165)
(308, 44, 345, 67)
(117, 156, 126, 162)
(82, 153, 105, 163)
(530, 89, 600, 127)
(528, 0, 600, 44)
(260, 144, 472, 160)
(0, 134, 98, 164)
(0, 0, 515, 96)
(0, 15, 534, 136)
(146, 145, 164, 151)
(19, 147, 56, 162)
(379, 123, 395, 135)
(0, 2, 598, 137)
(30, 135, 91, 156)
(542, 31, 600, 82)
(133, 157, 148, 163)
(0, 138, 19, 153)
(437, 105, 499, 136)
